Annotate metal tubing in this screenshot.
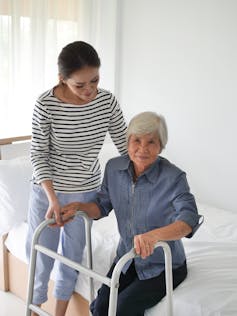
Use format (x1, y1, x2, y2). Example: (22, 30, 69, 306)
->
(25, 217, 55, 316)
(28, 304, 51, 316)
(26, 212, 173, 316)
(34, 244, 111, 287)
(25, 211, 94, 316)
(84, 216, 94, 302)
(108, 241, 173, 316)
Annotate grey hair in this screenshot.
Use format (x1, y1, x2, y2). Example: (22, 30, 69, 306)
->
(126, 111, 168, 150)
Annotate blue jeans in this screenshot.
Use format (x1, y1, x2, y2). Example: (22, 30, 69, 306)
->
(26, 183, 98, 305)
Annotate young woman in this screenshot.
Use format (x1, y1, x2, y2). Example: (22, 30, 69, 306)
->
(26, 41, 127, 316)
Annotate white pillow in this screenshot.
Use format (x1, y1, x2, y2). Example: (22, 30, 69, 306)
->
(188, 202, 237, 243)
(0, 155, 32, 235)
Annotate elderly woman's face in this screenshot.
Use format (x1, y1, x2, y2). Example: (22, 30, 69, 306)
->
(128, 132, 161, 177)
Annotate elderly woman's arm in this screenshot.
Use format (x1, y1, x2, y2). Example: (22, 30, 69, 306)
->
(134, 220, 192, 259)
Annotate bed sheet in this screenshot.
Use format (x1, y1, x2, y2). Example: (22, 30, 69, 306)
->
(146, 240, 237, 316)
(5, 208, 237, 315)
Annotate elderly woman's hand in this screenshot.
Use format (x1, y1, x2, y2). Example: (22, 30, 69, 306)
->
(60, 202, 80, 222)
(134, 232, 157, 259)
(46, 202, 78, 227)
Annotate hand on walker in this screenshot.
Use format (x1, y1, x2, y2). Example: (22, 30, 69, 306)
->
(45, 200, 76, 227)
(134, 232, 157, 259)
(60, 202, 80, 224)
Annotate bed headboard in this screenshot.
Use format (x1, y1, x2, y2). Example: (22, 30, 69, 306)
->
(0, 136, 31, 160)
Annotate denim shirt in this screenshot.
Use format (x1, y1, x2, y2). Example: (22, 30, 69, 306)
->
(94, 154, 202, 280)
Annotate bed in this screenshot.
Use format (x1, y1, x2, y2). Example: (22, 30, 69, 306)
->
(1, 136, 237, 316)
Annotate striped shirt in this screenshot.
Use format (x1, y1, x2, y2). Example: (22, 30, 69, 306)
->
(31, 88, 127, 192)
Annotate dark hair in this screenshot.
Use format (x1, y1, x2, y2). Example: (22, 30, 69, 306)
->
(58, 41, 101, 79)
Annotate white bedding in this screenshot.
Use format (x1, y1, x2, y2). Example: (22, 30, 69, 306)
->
(147, 240, 237, 316)
(5, 203, 237, 316)
(2, 143, 237, 315)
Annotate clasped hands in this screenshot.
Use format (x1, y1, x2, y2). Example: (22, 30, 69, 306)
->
(46, 202, 79, 227)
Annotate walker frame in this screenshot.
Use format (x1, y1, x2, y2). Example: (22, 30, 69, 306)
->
(25, 211, 173, 316)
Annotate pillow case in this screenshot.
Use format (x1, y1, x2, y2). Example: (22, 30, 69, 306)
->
(0, 155, 32, 235)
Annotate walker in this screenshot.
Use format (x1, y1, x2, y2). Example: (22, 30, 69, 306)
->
(25, 211, 173, 316)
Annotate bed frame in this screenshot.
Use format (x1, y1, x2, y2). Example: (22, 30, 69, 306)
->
(0, 136, 89, 316)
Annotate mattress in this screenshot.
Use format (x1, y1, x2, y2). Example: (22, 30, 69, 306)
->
(5, 203, 237, 316)
(147, 240, 237, 316)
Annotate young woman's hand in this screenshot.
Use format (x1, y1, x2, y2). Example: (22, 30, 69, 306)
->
(45, 199, 63, 226)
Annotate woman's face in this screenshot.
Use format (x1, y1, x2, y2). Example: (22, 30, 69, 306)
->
(128, 132, 161, 177)
(64, 66, 99, 103)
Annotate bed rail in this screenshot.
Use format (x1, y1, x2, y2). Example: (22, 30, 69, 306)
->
(25, 211, 173, 316)
(0, 135, 31, 146)
(0, 135, 31, 159)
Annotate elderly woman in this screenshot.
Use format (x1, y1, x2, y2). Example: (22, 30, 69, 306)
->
(61, 111, 202, 316)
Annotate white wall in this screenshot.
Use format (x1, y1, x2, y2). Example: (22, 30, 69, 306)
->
(114, 0, 237, 212)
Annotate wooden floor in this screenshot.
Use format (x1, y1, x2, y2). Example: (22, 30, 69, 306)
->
(0, 290, 26, 316)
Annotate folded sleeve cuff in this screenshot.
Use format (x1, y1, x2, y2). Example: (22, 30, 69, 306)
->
(176, 211, 204, 238)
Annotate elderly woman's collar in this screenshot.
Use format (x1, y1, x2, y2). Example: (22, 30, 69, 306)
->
(117, 154, 161, 183)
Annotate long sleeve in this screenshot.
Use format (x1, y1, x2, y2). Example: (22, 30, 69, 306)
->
(108, 95, 127, 155)
(30, 97, 52, 184)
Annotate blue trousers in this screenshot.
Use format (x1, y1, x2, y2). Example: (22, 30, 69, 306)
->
(90, 260, 187, 316)
(26, 183, 97, 305)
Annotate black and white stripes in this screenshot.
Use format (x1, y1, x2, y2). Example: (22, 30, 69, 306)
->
(31, 88, 127, 192)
